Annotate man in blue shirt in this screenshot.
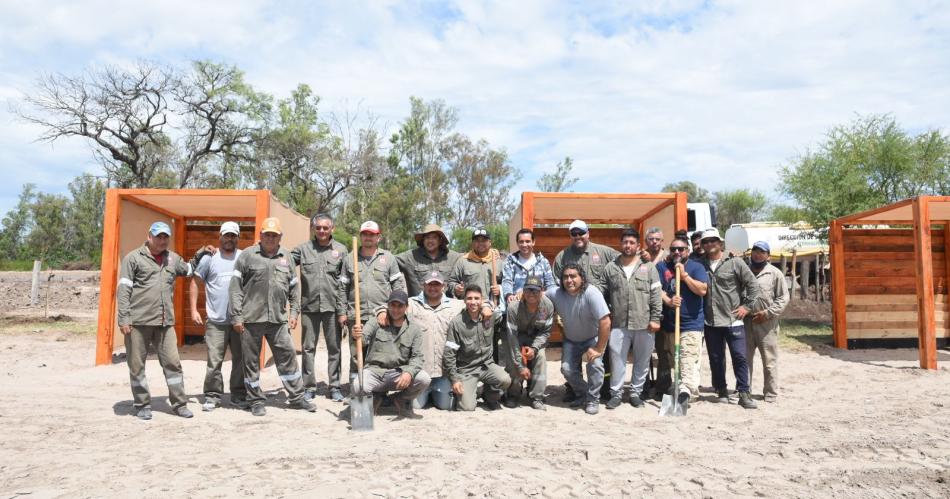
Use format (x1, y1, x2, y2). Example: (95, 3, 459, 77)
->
(655, 232, 708, 410)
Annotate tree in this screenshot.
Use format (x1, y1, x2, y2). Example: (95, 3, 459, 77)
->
(537, 156, 578, 192)
(769, 204, 810, 224)
(28, 193, 71, 262)
(779, 114, 950, 228)
(661, 180, 712, 203)
(0, 184, 37, 260)
(713, 188, 767, 230)
(444, 134, 521, 229)
(65, 175, 107, 263)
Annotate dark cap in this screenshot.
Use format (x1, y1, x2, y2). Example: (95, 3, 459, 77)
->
(387, 289, 409, 305)
(472, 228, 490, 240)
(523, 276, 543, 291)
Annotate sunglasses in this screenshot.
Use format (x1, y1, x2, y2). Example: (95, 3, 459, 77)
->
(570, 230, 587, 237)
(701, 239, 719, 244)
(670, 247, 689, 252)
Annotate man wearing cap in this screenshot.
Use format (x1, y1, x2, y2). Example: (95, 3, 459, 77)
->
(290, 213, 349, 402)
(444, 284, 510, 411)
(352, 289, 430, 418)
(373, 270, 467, 410)
(640, 227, 667, 264)
(190, 221, 247, 412)
(700, 227, 759, 410)
(397, 224, 461, 298)
(504, 276, 554, 410)
(744, 241, 789, 403)
(117, 221, 211, 420)
(598, 229, 662, 410)
(501, 228, 557, 304)
(341, 221, 405, 385)
(552, 220, 619, 291)
(447, 228, 502, 307)
(228, 217, 315, 416)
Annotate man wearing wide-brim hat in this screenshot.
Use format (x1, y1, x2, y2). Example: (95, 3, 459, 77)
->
(397, 223, 461, 298)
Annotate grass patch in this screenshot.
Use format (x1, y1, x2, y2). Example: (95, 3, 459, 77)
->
(0, 314, 97, 336)
(779, 319, 833, 352)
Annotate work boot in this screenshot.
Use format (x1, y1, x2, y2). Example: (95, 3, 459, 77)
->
(135, 406, 152, 420)
(289, 399, 317, 412)
(174, 406, 194, 419)
(629, 396, 644, 408)
(569, 397, 586, 408)
(394, 398, 421, 419)
(251, 404, 266, 417)
(530, 400, 546, 411)
(738, 392, 758, 409)
(503, 397, 520, 409)
(484, 399, 502, 411)
(562, 384, 578, 404)
(201, 398, 220, 412)
(329, 388, 344, 402)
(714, 388, 730, 403)
(585, 402, 599, 415)
(231, 398, 250, 410)
(605, 395, 622, 409)
(303, 389, 316, 402)
(677, 392, 690, 414)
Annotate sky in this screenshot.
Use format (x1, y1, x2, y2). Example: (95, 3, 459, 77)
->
(1, 0, 949, 216)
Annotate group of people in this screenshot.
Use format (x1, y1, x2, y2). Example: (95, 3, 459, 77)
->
(116, 214, 788, 420)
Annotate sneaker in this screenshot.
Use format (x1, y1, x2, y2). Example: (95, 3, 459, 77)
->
(562, 385, 578, 403)
(569, 397, 586, 408)
(290, 399, 317, 412)
(652, 390, 664, 402)
(201, 399, 220, 412)
(530, 400, 546, 411)
(629, 396, 644, 408)
(303, 389, 316, 402)
(329, 388, 344, 402)
(394, 398, 421, 419)
(738, 392, 758, 409)
(677, 392, 690, 414)
(764, 394, 777, 403)
(251, 404, 267, 417)
(714, 389, 730, 403)
(231, 398, 250, 410)
(503, 397, 520, 409)
(484, 400, 502, 411)
(584, 402, 599, 415)
(135, 406, 152, 420)
(174, 406, 194, 418)
(605, 395, 622, 410)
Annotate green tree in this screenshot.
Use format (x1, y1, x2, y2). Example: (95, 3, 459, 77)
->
(444, 134, 521, 229)
(661, 180, 712, 203)
(769, 204, 810, 224)
(0, 184, 37, 260)
(65, 175, 107, 263)
(713, 188, 767, 230)
(27, 192, 71, 263)
(537, 156, 578, 192)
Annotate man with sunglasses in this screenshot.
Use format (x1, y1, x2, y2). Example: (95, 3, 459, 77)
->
(699, 228, 759, 409)
(655, 232, 708, 409)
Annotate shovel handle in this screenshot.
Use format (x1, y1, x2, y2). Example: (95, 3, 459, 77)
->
(352, 237, 364, 383)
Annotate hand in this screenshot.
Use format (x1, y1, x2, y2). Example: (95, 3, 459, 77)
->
(120, 324, 132, 335)
(639, 249, 651, 262)
(674, 262, 685, 274)
(521, 346, 535, 361)
(191, 309, 203, 326)
(585, 347, 603, 362)
(233, 322, 245, 334)
(395, 372, 412, 390)
(671, 296, 682, 307)
(506, 294, 516, 303)
(490, 284, 501, 297)
(202, 244, 217, 255)
(733, 305, 751, 320)
(752, 311, 768, 324)
(452, 381, 464, 395)
(520, 368, 531, 380)
(288, 317, 298, 329)
(337, 315, 347, 327)
(648, 321, 660, 333)
(376, 311, 388, 327)
(515, 290, 523, 302)
(480, 305, 494, 321)
(351, 323, 363, 340)
(453, 284, 464, 297)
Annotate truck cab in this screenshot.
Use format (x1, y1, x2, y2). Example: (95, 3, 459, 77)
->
(687, 202, 716, 237)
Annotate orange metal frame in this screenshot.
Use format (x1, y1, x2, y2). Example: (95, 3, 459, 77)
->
(519, 191, 688, 232)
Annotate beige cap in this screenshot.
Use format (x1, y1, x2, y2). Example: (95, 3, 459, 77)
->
(261, 217, 282, 235)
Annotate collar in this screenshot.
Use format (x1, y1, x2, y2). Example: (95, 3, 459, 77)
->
(411, 292, 452, 308)
(252, 243, 285, 259)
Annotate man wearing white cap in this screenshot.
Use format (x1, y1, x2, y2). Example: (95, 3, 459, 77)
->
(553, 220, 619, 291)
(190, 221, 246, 411)
(744, 241, 789, 403)
(117, 221, 212, 420)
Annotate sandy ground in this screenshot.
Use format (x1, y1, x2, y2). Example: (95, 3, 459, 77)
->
(1, 313, 949, 499)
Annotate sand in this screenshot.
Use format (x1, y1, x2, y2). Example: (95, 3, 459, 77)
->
(1, 314, 948, 498)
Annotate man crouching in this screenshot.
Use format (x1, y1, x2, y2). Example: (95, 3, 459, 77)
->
(352, 290, 431, 418)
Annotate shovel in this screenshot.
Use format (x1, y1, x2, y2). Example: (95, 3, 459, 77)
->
(350, 236, 374, 431)
(660, 265, 686, 417)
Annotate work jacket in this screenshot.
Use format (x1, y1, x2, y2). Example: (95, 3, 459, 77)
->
(117, 243, 193, 326)
(228, 244, 299, 325)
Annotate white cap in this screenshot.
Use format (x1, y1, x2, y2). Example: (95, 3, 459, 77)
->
(568, 220, 588, 233)
(700, 227, 723, 242)
(359, 221, 380, 234)
(219, 221, 240, 235)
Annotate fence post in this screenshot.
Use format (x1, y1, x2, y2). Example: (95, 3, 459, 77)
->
(30, 260, 42, 306)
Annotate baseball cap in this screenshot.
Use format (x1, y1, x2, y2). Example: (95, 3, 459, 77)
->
(387, 289, 409, 305)
(261, 217, 282, 234)
(523, 276, 543, 291)
(424, 271, 445, 284)
(149, 221, 171, 236)
(700, 227, 722, 242)
(752, 240, 771, 253)
(220, 221, 240, 235)
(472, 228, 490, 240)
(568, 220, 588, 233)
(359, 221, 380, 234)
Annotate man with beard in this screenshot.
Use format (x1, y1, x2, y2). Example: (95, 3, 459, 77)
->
(190, 221, 247, 412)
(689, 231, 705, 262)
(291, 213, 348, 402)
(504, 276, 555, 410)
(447, 228, 502, 307)
(444, 285, 510, 411)
(599, 229, 662, 409)
(397, 224, 460, 298)
(744, 241, 789, 403)
(639, 227, 667, 264)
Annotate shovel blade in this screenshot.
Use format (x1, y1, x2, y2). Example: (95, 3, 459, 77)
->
(659, 394, 686, 417)
(350, 393, 374, 431)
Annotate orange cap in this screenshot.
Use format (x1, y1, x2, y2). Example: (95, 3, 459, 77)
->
(261, 217, 282, 234)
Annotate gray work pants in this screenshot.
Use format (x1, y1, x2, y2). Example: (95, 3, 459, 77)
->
(456, 364, 511, 411)
(203, 321, 246, 403)
(357, 368, 431, 401)
(608, 328, 653, 398)
(301, 311, 343, 390)
(125, 325, 187, 409)
(241, 322, 305, 406)
(506, 348, 547, 402)
(746, 326, 779, 398)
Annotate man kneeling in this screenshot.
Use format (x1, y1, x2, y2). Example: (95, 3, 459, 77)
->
(352, 290, 431, 418)
(444, 285, 511, 411)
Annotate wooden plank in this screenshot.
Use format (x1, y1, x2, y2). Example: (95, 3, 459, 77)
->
(835, 198, 914, 224)
(529, 192, 677, 200)
(846, 294, 921, 305)
(830, 221, 847, 348)
(848, 328, 923, 339)
(95, 189, 121, 366)
(533, 218, 639, 225)
(174, 216, 186, 346)
(122, 194, 180, 219)
(521, 192, 534, 230)
(844, 265, 946, 279)
(848, 320, 922, 329)
(846, 276, 918, 287)
(674, 192, 688, 231)
(913, 197, 938, 369)
(844, 251, 914, 260)
(846, 302, 947, 312)
(847, 311, 949, 322)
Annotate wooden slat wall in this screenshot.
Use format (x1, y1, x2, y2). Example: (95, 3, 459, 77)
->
(530, 227, 624, 259)
(843, 228, 950, 340)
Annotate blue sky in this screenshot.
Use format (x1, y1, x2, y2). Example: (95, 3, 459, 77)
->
(1, 0, 949, 216)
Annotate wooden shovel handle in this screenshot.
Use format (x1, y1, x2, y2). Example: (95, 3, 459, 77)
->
(353, 237, 363, 373)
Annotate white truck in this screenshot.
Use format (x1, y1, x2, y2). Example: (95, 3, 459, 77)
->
(686, 202, 716, 237)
